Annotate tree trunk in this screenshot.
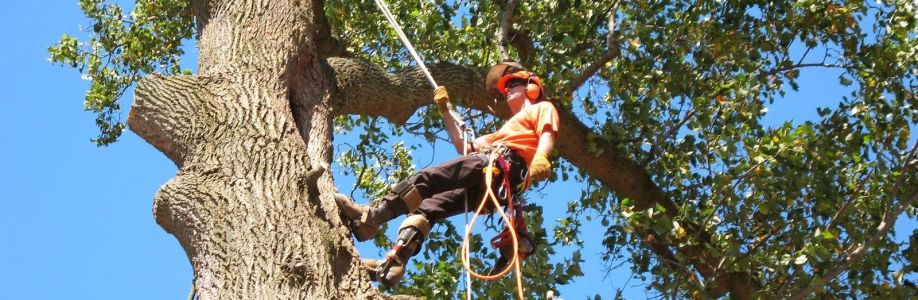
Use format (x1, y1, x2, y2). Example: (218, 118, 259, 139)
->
(128, 0, 379, 298)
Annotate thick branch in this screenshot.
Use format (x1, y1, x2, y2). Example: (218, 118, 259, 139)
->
(495, 0, 518, 61)
(327, 57, 504, 124)
(507, 28, 536, 66)
(311, 0, 347, 58)
(492, 1, 535, 65)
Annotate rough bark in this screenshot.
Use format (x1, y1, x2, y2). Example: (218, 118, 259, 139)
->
(129, 0, 380, 298)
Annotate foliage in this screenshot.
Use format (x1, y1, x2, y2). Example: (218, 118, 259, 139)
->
(54, 0, 918, 299)
(49, 0, 192, 145)
(328, 0, 918, 298)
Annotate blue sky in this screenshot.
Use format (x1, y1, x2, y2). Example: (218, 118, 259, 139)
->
(1, 1, 915, 300)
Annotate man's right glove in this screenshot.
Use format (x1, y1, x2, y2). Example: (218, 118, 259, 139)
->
(528, 152, 551, 182)
(433, 86, 449, 108)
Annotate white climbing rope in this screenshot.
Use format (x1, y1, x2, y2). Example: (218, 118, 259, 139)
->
(373, 0, 438, 89)
(372, 1, 474, 297)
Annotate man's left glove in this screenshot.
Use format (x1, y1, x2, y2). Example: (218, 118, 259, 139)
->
(434, 86, 449, 108)
(528, 152, 551, 182)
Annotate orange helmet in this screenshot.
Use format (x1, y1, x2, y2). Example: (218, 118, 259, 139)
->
(496, 71, 544, 101)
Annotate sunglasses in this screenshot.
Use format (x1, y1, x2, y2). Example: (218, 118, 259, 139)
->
(506, 80, 528, 89)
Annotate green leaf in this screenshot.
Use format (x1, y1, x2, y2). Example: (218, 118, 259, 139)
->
(621, 198, 634, 208)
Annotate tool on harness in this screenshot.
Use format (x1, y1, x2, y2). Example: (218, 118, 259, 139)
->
(486, 149, 536, 276)
(488, 207, 536, 276)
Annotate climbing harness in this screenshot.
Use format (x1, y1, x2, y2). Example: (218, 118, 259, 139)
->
(460, 145, 534, 300)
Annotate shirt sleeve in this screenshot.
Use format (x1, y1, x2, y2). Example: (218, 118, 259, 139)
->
(534, 102, 560, 137)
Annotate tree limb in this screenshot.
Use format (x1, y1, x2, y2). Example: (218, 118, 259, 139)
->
(495, 0, 517, 61)
(311, 0, 348, 58)
(824, 170, 874, 231)
(564, 2, 621, 94)
(761, 63, 853, 77)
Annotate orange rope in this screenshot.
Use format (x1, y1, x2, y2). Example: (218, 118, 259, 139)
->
(460, 153, 527, 300)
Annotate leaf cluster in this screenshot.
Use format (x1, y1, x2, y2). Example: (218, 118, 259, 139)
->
(49, 0, 193, 145)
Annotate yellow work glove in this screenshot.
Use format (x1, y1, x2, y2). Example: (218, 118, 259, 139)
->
(528, 152, 551, 182)
(434, 86, 449, 108)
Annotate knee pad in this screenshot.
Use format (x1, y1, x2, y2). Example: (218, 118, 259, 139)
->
(383, 181, 423, 213)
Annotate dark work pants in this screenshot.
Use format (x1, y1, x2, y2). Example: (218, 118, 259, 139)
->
(406, 152, 527, 222)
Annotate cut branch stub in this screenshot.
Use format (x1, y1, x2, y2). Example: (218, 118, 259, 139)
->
(130, 74, 213, 167)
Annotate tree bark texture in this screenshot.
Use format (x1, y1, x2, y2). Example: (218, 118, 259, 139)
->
(129, 0, 381, 298)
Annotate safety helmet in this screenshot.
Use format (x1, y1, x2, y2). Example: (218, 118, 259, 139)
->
(485, 60, 526, 93)
(496, 71, 544, 101)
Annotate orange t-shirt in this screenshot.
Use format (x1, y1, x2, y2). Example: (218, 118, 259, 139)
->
(480, 101, 560, 164)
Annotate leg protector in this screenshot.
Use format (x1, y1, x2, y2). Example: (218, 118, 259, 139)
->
(383, 180, 424, 213)
(334, 180, 423, 242)
(367, 214, 431, 286)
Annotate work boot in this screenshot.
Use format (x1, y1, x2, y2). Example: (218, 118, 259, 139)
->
(362, 214, 431, 286)
(334, 181, 424, 242)
(362, 258, 405, 286)
(335, 193, 387, 241)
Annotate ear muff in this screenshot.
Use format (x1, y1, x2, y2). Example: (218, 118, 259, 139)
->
(525, 75, 543, 100)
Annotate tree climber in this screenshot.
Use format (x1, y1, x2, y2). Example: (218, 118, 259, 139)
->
(335, 61, 559, 286)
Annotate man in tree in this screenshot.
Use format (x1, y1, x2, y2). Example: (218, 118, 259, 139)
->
(335, 62, 560, 286)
